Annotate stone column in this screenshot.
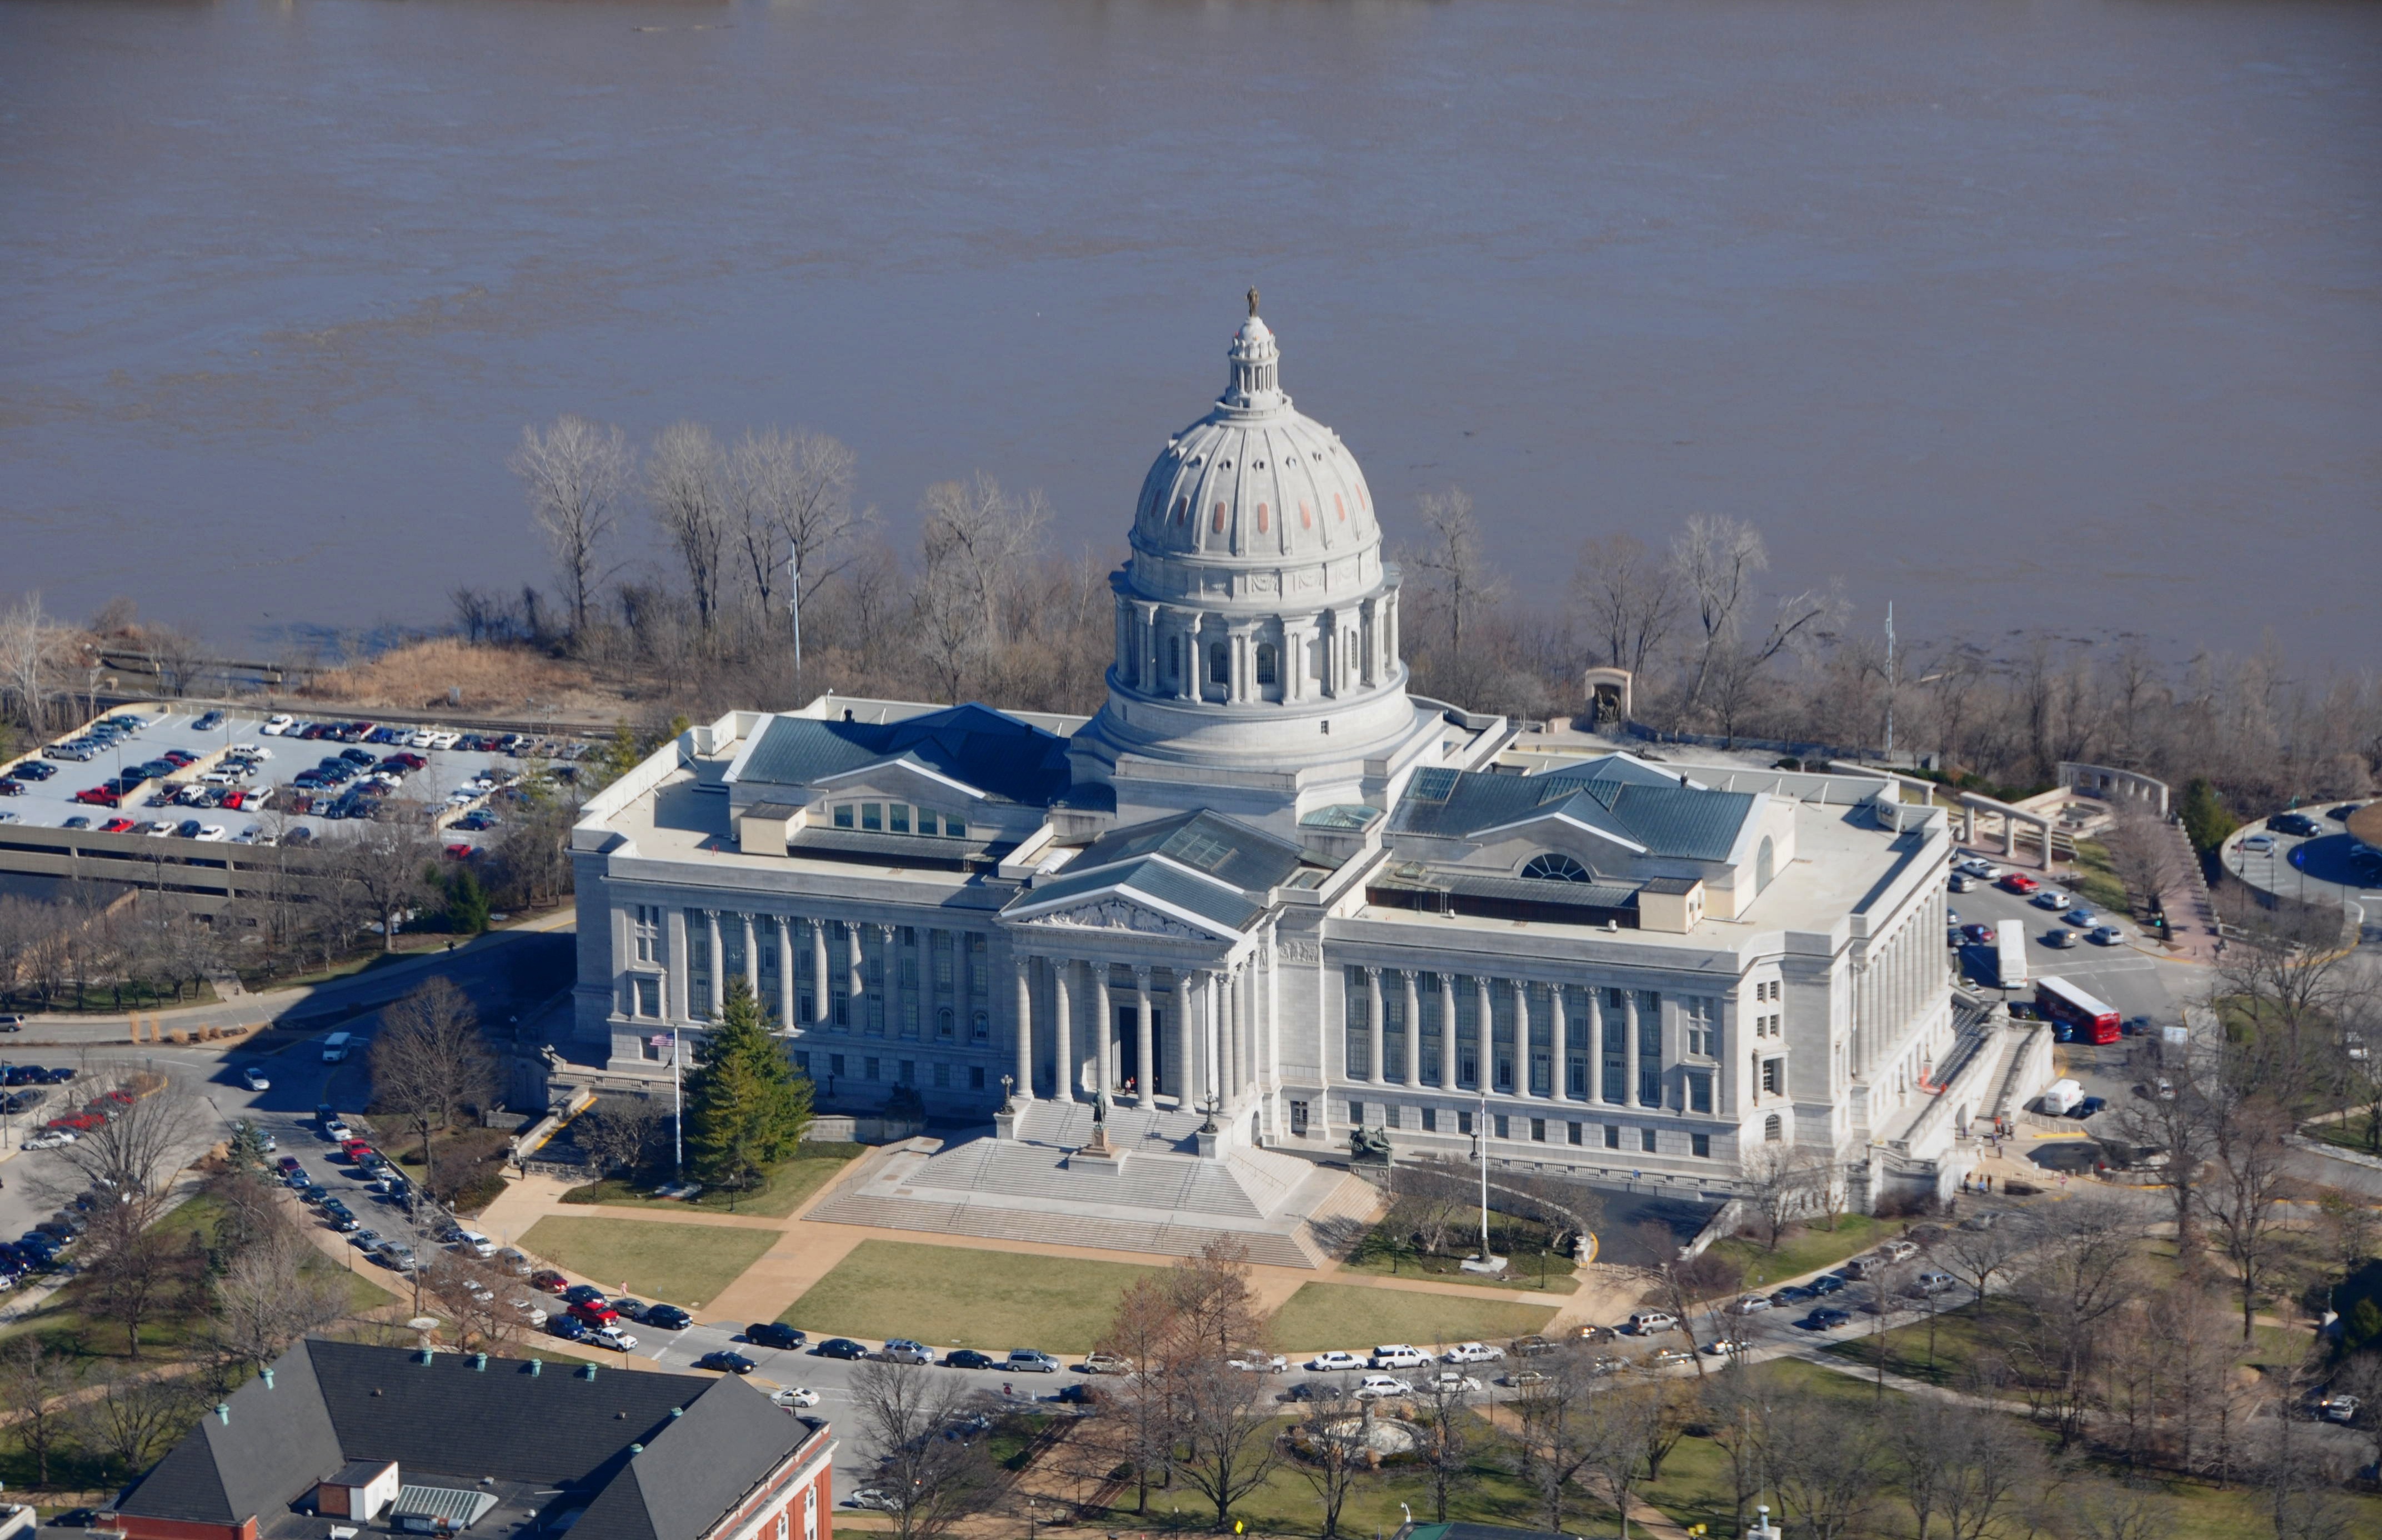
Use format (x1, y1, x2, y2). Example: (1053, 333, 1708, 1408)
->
(1134, 967, 1156, 1107)
(706, 911, 725, 1016)
(1624, 990, 1643, 1108)
(1551, 982, 1569, 1100)
(1587, 988, 1604, 1103)
(811, 921, 831, 1024)
(775, 916, 794, 1030)
(1475, 975, 1494, 1093)
(1365, 967, 1385, 1086)
(742, 914, 760, 996)
(1094, 965, 1114, 1099)
(1514, 980, 1535, 1097)
(1402, 971, 1422, 1086)
(879, 925, 903, 1039)
(667, 909, 689, 1022)
(1439, 972, 1458, 1089)
(845, 922, 864, 1019)
(1228, 968, 1246, 1102)
(1173, 972, 1194, 1105)
(1013, 957, 1034, 1101)
(1052, 958, 1075, 1101)
(1358, 597, 1378, 688)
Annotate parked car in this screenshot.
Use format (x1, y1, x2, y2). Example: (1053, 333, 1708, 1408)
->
(1353, 1375, 1413, 1401)
(943, 1349, 997, 1370)
(240, 1066, 271, 1091)
(644, 1305, 692, 1331)
(568, 1301, 619, 1328)
(1306, 1350, 1363, 1372)
(1443, 1341, 1506, 1363)
(562, 1283, 608, 1306)
(1879, 1240, 1919, 1263)
(1227, 1348, 1289, 1373)
(1368, 1344, 1431, 1368)
(1430, 1371, 1483, 1394)
(529, 1269, 569, 1293)
(815, 1338, 869, 1360)
(695, 1351, 757, 1375)
(772, 1386, 821, 1409)
(2000, 874, 2039, 895)
(2072, 1095, 2107, 1118)
(1801, 1308, 1854, 1330)
(1006, 1348, 1061, 1373)
(2031, 890, 2071, 910)
(876, 1339, 931, 1365)
(744, 1322, 806, 1350)
(1082, 1351, 1133, 1375)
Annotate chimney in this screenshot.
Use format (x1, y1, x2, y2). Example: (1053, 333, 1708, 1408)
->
(472, 1353, 488, 1372)
(528, 1360, 543, 1377)
(578, 1363, 598, 1381)
(417, 1348, 434, 1366)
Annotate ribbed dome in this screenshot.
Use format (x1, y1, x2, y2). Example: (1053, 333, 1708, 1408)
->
(1130, 308, 1379, 565)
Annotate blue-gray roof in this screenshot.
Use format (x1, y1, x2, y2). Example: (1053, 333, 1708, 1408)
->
(1019, 856, 1266, 932)
(731, 704, 1072, 807)
(1388, 760, 1754, 862)
(1005, 811, 1308, 934)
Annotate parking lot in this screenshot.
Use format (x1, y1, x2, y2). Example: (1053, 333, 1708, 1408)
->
(0, 703, 599, 854)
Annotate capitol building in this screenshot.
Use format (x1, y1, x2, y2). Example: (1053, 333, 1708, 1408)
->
(569, 305, 1981, 1255)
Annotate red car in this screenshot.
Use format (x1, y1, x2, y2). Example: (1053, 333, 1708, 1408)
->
(529, 1269, 569, 1293)
(2000, 874, 2040, 895)
(100, 817, 135, 834)
(443, 844, 474, 861)
(74, 787, 119, 807)
(569, 1300, 620, 1328)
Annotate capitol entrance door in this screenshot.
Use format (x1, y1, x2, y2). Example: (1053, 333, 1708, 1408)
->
(1115, 1005, 1165, 1098)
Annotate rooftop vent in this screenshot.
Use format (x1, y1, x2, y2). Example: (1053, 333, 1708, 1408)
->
(527, 1360, 542, 1377)
(262, 1368, 275, 1389)
(472, 1353, 488, 1372)
(417, 1348, 434, 1366)
(627, 1444, 643, 1455)
(578, 1363, 597, 1381)
(216, 1403, 230, 1426)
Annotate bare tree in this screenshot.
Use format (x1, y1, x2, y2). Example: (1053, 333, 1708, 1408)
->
(333, 823, 436, 955)
(1992, 1198, 2140, 1445)
(0, 590, 67, 735)
(372, 976, 498, 1201)
(510, 414, 632, 637)
(1410, 1372, 1479, 1522)
(82, 1368, 199, 1479)
(1407, 487, 1505, 655)
(2067, 1481, 2163, 1540)
(207, 1191, 349, 1371)
(847, 1358, 994, 1540)
(1571, 1368, 1664, 1539)
(1673, 513, 1768, 713)
(2, 1335, 81, 1485)
(2108, 1059, 2216, 1245)
(1572, 533, 1678, 679)
(649, 422, 733, 634)
(1740, 1143, 1822, 1251)
(918, 473, 1049, 649)
(422, 1255, 528, 1352)
(1938, 1212, 2031, 1307)
(574, 1098, 666, 1177)
(2199, 1094, 2296, 1341)
(727, 429, 869, 630)
(2102, 804, 2181, 920)
(1094, 1273, 1180, 1514)
(1166, 1353, 1283, 1528)
(1763, 1388, 1881, 1540)
(1284, 1385, 1369, 1539)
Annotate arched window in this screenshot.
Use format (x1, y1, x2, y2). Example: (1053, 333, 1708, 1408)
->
(1764, 1113, 1783, 1143)
(970, 1011, 989, 1043)
(1756, 835, 1775, 891)
(1521, 853, 1593, 884)
(1255, 644, 1278, 687)
(1209, 641, 1230, 684)
(937, 1007, 954, 1041)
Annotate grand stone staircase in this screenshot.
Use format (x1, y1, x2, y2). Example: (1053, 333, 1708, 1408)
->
(804, 1101, 1382, 1268)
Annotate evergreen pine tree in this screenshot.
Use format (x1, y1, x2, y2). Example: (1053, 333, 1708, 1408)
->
(226, 1120, 272, 1176)
(2180, 777, 2237, 855)
(683, 977, 811, 1205)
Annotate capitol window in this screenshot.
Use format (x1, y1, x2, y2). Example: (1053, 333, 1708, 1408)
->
(1210, 641, 1230, 684)
(1255, 644, 1277, 687)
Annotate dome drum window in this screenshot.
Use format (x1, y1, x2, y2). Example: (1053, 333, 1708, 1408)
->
(1521, 852, 1593, 884)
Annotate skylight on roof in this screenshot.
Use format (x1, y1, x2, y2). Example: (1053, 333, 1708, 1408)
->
(1163, 828, 1235, 872)
(1409, 767, 1458, 802)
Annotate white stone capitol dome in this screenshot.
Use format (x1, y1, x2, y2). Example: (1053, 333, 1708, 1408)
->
(1130, 309, 1380, 569)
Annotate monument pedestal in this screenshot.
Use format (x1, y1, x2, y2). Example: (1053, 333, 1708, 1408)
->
(1194, 1126, 1222, 1160)
(1068, 1131, 1128, 1176)
(994, 1106, 1020, 1141)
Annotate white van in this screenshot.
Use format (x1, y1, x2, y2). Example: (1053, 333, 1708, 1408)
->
(2040, 1078, 2083, 1116)
(322, 1031, 353, 1064)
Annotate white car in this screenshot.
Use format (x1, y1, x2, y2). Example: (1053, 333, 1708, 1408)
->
(1353, 1375, 1413, 1401)
(1443, 1341, 1506, 1364)
(241, 1067, 271, 1091)
(2321, 1393, 2361, 1424)
(409, 730, 437, 749)
(429, 731, 461, 751)
(2240, 834, 2276, 855)
(1430, 1371, 1483, 1394)
(591, 1325, 639, 1352)
(2033, 891, 2072, 911)
(229, 744, 269, 760)
(772, 1386, 821, 1409)
(1731, 1295, 1772, 1315)
(1369, 1344, 1431, 1369)
(1305, 1350, 1363, 1373)
(194, 824, 228, 842)
(1703, 1338, 1752, 1358)
(23, 1131, 76, 1150)
(511, 1298, 548, 1327)
(262, 715, 294, 735)
(1227, 1350, 1288, 1373)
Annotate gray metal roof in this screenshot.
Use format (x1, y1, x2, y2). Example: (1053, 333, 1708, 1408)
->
(1016, 855, 1264, 932)
(391, 1486, 499, 1527)
(731, 704, 1073, 807)
(119, 1341, 813, 1540)
(1072, 810, 1307, 896)
(1388, 761, 1754, 862)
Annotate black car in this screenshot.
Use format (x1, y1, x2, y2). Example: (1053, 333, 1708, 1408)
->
(1054, 1382, 1102, 1406)
(1768, 1285, 1815, 1308)
(52, 1510, 102, 1528)
(644, 1305, 692, 1331)
(1808, 1274, 1848, 1296)
(610, 1298, 651, 1322)
(1801, 1308, 1854, 1331)
(7, 762, 57, 782)
(815, 1337, 869, 1360)
(695, 1351, 757, 1375)
(744, 1322, 806, 1350)
(943, 1349, 996, 1370)
(2266, 812, 2322, 837)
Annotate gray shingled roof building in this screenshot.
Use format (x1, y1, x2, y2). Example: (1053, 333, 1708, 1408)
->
(114, 1341, 833, 1540)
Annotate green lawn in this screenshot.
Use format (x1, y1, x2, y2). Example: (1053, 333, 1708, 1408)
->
(1265, 1282, 1557, 1355)
(518, 1216, 779, 1308)
(781, 1240, 1160, 1353)
(1704, 1212, 1891, 1287)
(2311, 1113, 2382, 1155)
(2068, 839, 2130, 914)
(561, 1143, 862, 1219)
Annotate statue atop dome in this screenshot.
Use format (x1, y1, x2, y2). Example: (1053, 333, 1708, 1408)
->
(1248, 285, 1260, 317)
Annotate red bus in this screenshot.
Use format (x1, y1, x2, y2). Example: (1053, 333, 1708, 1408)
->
(2036, 976, 2120, 1045)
